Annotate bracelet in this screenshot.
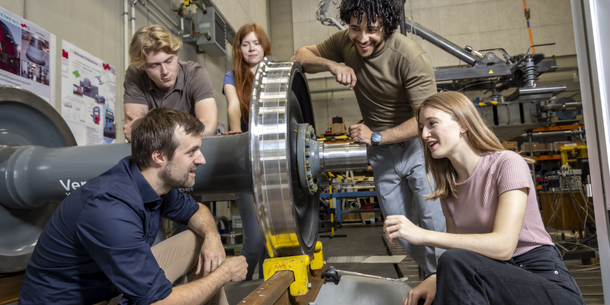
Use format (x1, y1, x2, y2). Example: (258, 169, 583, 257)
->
(424, 272, 437, 280)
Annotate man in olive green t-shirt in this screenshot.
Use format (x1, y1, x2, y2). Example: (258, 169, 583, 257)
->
(292, 0, 446, 275)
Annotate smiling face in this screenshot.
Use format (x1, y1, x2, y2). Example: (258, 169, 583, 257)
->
(158, 127, 206, 189)
(241, 31, 265, 68)
(141, 50, 179, 94)
(348, 12, 385, 58)
(419, 106, 468, 160)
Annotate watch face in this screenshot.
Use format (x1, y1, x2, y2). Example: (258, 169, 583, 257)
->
(372, 132, 381, 143)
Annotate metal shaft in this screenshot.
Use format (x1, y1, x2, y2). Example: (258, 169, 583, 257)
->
(404, 19, 478, 66)
(0, 133, 251, 210)
(320, 142, 368, 172)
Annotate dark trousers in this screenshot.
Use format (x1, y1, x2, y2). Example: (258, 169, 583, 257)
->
(433, 246, 585, 305)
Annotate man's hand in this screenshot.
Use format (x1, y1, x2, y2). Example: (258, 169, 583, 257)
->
(329, 62, 357, 89)
(196, 234, 226, 276)
(403, 276, 437, 305)
(222, 256, 248, 282)
(349, 124, 373, 145)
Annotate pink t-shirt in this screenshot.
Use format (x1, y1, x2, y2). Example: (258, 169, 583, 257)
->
(441, 150, 553, 257)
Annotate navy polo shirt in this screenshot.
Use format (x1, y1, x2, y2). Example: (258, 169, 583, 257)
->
(19, 157, 199, 305)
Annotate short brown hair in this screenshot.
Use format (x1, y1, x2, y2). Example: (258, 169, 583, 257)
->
(131, 108, 204, 169)
(129, 25, 182, 69)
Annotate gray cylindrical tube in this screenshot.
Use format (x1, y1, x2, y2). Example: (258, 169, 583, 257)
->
(0, 133, 251, 210)
(404, 19, 477, 66)
(518, 85, 567, 95)
(320, 142, 368, 172)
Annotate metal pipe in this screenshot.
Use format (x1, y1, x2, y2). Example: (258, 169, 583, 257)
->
(180, 16, 184, 39)
(400, 0, 407, 36)
(518, 85, 567, 95)
(539, 102, 583, 112)
(515, 129, 586, 140)
(528, 132, 535, 182)
(141, 2, 178, 34)
(146, 0, 179, 28)
(320, 142, 369, 172)
(124, 0, 129, 74)
(130, 1, 136, 40)
(404, 19, 478, 66)
(1, 133, 251, 210)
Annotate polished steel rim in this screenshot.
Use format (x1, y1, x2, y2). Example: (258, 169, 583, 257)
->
(249, 57, 319, 258)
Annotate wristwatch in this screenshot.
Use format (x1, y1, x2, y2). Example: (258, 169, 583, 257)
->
(371, 131, 382, 146)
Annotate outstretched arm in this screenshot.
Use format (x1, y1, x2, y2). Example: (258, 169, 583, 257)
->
(384, 188, 528, 261)
(292, 45, 357, 89)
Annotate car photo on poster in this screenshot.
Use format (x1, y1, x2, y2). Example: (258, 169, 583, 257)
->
(21, 29, 49, 69)
(0, 19, 21, 76)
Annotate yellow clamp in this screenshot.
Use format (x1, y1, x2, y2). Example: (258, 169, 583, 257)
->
(311, 241, 324, 270)
(263, 255, 311, 296)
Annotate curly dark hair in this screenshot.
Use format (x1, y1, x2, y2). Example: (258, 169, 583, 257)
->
(338, 0, 402, 37)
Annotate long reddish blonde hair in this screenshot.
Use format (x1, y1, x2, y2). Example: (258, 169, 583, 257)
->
(417, 92, 506, 200)
(232, 23, 272, 123)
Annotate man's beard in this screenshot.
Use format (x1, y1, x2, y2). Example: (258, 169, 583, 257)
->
(158, 161, 196, 189)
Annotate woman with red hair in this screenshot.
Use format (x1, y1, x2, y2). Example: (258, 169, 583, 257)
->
(222, 23, 272, 281)
(223, 23, 272, 134)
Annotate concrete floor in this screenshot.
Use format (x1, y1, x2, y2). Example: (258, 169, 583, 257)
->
(227, 222, 607, 305)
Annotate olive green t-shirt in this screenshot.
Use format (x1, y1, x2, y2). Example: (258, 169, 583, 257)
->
(316, 30, 436, 131)
(123, 61, 214, 115)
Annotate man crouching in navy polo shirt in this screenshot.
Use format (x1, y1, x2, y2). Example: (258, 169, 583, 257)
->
(19, 108, 247, 305)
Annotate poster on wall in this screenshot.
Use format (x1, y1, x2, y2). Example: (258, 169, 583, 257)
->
(61, 40, 117, 146)
(0, 6, 55, 104)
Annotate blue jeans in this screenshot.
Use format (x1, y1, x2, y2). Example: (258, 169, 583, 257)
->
(433, 246, 585, 304)
(235, 193, 265, 280)
(368, 139, 446, 274)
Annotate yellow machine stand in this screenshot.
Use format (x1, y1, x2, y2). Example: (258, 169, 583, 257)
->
(262, 241, 325, 296)
(560, 145, 588, 165)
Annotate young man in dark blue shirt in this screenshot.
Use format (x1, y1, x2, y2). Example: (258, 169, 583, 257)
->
(19, 108, 247, 305)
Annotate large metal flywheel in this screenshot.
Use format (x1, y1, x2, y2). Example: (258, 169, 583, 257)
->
(249, 57, 319, 258)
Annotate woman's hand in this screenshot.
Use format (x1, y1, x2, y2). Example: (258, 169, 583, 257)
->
(223, 130, 243, 135)
(403, 276, 437, 305)
(384, 215, 426, 245)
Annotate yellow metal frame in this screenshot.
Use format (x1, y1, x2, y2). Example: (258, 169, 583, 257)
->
(560, 145, 588, 165)
(311, 242, 324, 270)
(262, 241, 324, 296)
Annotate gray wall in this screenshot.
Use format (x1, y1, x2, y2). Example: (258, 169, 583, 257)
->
(0, 0, 268, 143)
(269, 0, 294, 61)
(289, 0, 579, 136)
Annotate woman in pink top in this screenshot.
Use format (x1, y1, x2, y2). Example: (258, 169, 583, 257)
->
(384, 92, 584, 305)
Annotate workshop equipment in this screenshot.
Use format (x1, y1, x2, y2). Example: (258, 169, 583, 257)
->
(0, 58, 369, 273)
